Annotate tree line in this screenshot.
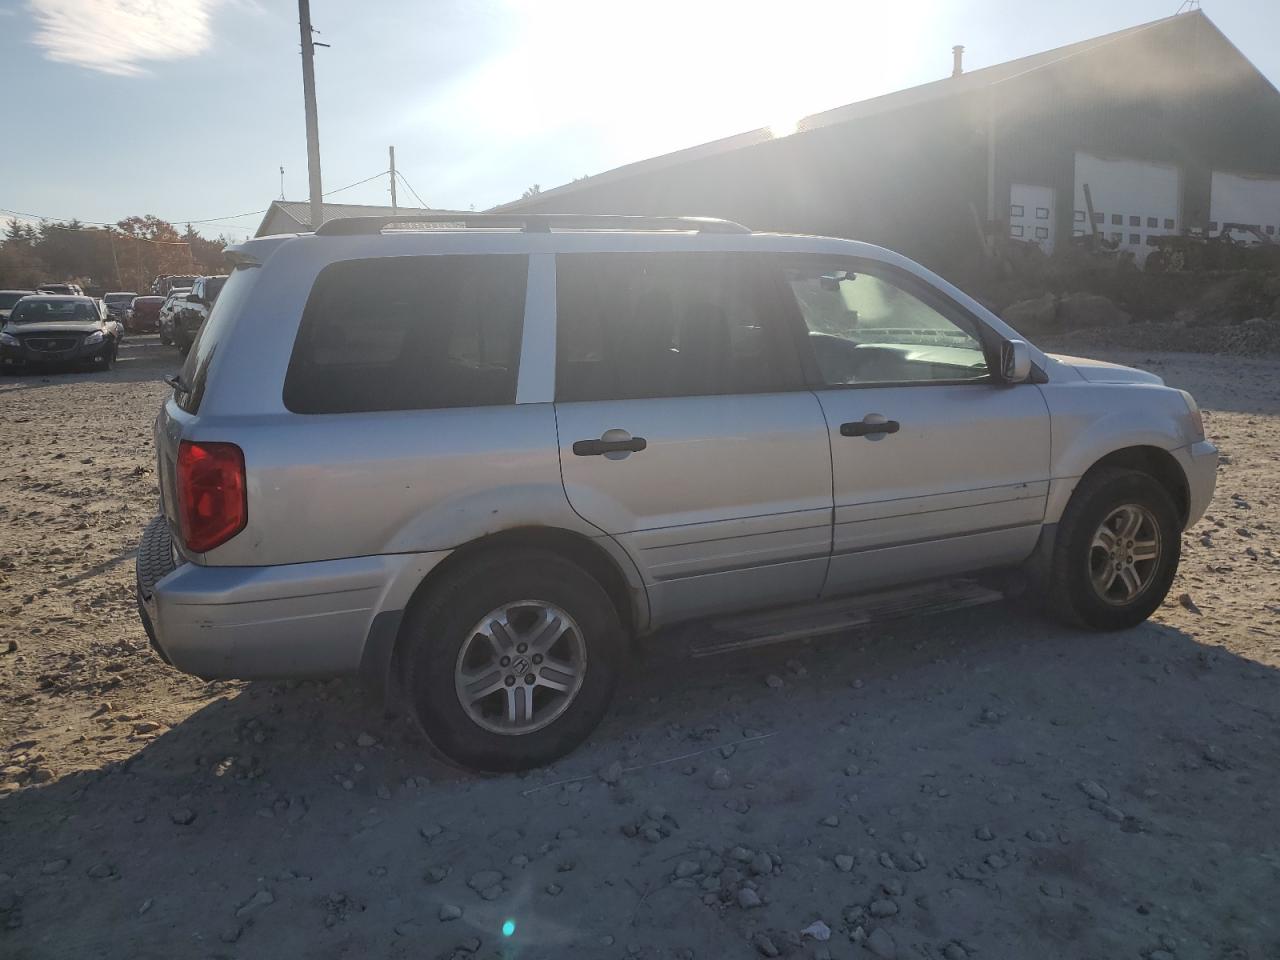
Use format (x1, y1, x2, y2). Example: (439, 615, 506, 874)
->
(0, 216, 231, 294)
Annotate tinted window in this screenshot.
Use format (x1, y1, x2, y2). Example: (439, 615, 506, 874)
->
(782, 260, 989, 386)
(283, 255, 527, 414)
(555, 253, 797, 402)
(177, 266, 258, 414)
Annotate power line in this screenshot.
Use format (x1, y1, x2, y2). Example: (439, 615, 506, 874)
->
(395, 170, 430, 210)
(0, 169, 394, 233)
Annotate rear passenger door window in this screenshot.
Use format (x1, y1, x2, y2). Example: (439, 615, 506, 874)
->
(555, 253, 800, 401)
(284, 255, 527, 414)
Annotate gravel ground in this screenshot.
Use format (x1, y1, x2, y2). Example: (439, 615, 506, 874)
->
(1, 337, 1278, 960)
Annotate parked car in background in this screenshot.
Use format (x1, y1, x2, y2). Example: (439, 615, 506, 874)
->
(103, 292, 138, 325)
(37, 282, 84, 296)
(133, 213, 1217, 771)
(170, 275, 228, 353)
(152, 275, 200, 297)
(157, 289, 192, 347)
(1, 295, 120, 371)
(128, 295, 165, 332)
(0, 290, 35, 323)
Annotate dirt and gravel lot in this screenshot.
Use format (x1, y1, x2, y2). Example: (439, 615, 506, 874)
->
(1, 337, 1278, 960)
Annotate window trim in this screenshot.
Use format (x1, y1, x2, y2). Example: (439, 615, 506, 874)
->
(769, 254, 1003, 392)
(550, 250, 809, 403)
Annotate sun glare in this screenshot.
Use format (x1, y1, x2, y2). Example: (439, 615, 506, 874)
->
(767, 117, 802, 138)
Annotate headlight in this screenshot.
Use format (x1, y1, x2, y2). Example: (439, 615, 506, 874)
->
(84, 330, 104, 345)
(0, 331, 17, 347)
(1178, 390, 1205, 443)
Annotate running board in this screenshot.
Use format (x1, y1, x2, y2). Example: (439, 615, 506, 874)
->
(687, 579, 1003, 658)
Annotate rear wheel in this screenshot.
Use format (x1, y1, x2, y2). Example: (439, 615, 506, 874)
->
(400, 548, 624, 771)
(1047, 467, 1181, 630)
(96, 342, 116, 371)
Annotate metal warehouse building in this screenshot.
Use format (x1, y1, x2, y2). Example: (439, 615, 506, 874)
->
(502, 11, 1280, 275)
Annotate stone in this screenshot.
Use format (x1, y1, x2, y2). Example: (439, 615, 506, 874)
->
(865, 927, 896, 959)
(235, 889, 275, 918)
(219, 923, 243, 943)
(1040, 882, 1065, 899)
(1077, 779, 1109, 802)
(942, 944, 968, 960)
(750, 852, 773, 876)
(752, 932, 780, 957)
(467, 870, 504, 892)
(821, 815, 840, 827)
(599, 760, 623, 785)
(356, 732, 378, 748)
(834, 854, 855, 873)
(801, 920, 832, 941)
(545, 883, 562, 896)
(1089, 800, 1126, 823)
(707, 767, 733, 790)
(675, 860, 701, 879)
(765, 674, 785, 689)
(424, 866, 450, 884)
(1178, 593, 1201, 614)
(975, 826, 994, 841)
(737, 887, 762, 909)
(1026, 829, 1049, 843)
(41, 859, 69, 875)
(881, 879, 903, 896)
(87, 862, 115, 879)
(170, 807, 196, 826)
(439, 904, 463, 921)
(869, 899, 898, 918)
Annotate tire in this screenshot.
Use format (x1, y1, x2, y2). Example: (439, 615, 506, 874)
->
(159, 329, 171, 346)
(1046, 467, 1181, 630)
(97, 342, 116, 371)
(400, 548, 625, 772)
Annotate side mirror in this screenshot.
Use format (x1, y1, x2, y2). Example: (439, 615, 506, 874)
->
(1000, 338, 1032, 383)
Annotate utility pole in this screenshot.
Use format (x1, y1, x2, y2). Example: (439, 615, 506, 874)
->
(279, 166, 285, 200)
(389, 146, 397, 213)
(298, 0, 324, 232)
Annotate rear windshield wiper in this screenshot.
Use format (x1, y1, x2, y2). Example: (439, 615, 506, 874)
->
(164, 372, 191, 394)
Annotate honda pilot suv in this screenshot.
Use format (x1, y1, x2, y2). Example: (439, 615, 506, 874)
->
(135, 214, 1218, 771)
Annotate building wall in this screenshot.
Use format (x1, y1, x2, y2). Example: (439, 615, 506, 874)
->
(515, 14, 1280, 281)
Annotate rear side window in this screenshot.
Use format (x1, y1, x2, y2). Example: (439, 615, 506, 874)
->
(555, 252, 800, 402)
(177, 266, 258, 413)
(284, 255, 527, 414)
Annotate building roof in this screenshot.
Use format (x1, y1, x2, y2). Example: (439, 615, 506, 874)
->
(496, 10, 1243, 212)
(255, 200, 436, 237)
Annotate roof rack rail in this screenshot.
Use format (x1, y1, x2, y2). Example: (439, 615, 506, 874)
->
(313, 212, 751, 237)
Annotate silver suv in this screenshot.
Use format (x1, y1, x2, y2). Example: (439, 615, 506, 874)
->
(135, 213, 1218, 771)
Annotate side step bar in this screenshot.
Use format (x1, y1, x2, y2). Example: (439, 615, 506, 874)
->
(687, 579, 1003, 658)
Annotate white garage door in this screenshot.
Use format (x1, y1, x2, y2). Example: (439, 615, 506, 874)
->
(1009, 183, 1055, 253)
(1210, 170, 1280, 240)
(1074, 152, 1180, 264)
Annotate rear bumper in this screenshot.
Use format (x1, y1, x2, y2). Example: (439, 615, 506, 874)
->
(135, 517, 449, 681)
(1173, 439, 1218, 527)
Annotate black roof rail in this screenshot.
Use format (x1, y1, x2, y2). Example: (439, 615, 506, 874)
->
(313, 212, 751, 237)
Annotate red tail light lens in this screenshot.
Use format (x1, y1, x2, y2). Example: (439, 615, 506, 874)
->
(176, 441, 247, 553)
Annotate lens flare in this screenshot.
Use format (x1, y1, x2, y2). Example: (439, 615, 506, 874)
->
(502, 919, 516, 937)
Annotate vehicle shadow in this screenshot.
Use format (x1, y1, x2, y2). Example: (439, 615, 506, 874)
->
(2, 604, 1277, 958)
(0, 337, 178, 393)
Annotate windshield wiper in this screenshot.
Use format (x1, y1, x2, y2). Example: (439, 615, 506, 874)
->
(164, 373, 191, 394)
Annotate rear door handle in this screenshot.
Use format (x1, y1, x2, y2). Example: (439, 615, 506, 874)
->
(840, 419, 900, 438)
(572, 437, 648, 456)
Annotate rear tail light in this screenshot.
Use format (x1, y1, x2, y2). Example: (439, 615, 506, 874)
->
(176, 441, 247, 553)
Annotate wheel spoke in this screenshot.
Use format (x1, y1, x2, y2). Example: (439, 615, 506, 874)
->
(460, 668, 505, 703)
(527, 609, 571, 653)
(505, 685, 530, 726)
(1092, 527, 1117, 552)
(1118, 507, 1144, 540)
(1131, 538, 1159, 562)
(483, 616, 516, 657)
(535, 657, 578, 693)
(1118, 564, 1142, 598)
(1092, 561, 1117, 595)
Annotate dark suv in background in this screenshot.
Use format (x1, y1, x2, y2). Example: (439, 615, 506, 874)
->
(170, 275, 227, 353)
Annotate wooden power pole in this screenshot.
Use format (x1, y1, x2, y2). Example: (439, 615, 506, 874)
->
(389, 146, 397, 213)
(298, 0, 324, 232)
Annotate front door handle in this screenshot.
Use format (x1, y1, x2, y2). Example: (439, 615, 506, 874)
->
(573, 435, 648, 457)
(840, 419, 900, 438)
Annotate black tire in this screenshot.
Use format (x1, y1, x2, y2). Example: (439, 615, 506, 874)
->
(159, 330, 172, 346)
(1046, 467, 1181, 630)
(400, 548, 625, 772)
(97, 342, 116, 371)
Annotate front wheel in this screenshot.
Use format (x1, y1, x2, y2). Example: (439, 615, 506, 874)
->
(1047, 467, 1181, 630)
(400, 549, 624, 771)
